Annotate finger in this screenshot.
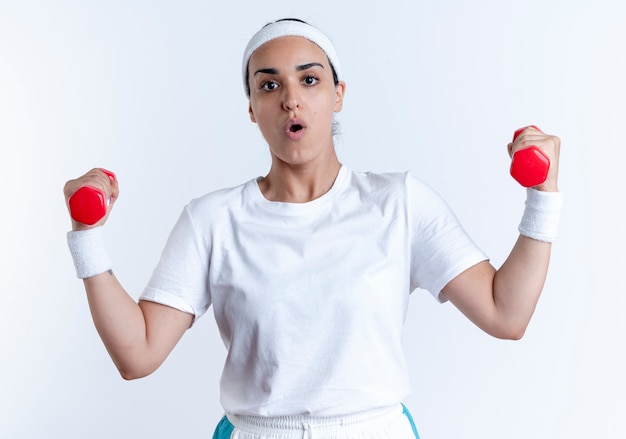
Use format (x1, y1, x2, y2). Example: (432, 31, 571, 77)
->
(65, 168, 118, 227)
(513, 125, 543, 142)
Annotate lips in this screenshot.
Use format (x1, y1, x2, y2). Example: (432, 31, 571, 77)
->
(283, 118, 307, 141)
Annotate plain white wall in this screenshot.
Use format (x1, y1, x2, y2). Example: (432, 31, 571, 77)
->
(1, 0, 623, 437)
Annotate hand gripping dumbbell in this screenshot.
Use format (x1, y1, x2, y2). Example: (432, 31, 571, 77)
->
(68, 169, 116, 225)
(509, 125, 550, 187)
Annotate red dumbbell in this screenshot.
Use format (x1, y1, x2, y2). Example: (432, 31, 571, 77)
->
(510, 125, 550, 187)
(68, 169, 116, 225)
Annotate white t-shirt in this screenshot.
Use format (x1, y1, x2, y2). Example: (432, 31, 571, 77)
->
(140, 166, 488, 417)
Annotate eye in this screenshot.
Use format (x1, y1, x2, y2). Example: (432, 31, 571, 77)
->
(302, 75, 319, 86)
(260, 80, 279, 92)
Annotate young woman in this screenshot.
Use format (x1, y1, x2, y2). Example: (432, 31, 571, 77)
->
(64, 18, 562, 439)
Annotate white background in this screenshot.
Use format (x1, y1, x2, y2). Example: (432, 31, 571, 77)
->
(1, 0, 624, 438)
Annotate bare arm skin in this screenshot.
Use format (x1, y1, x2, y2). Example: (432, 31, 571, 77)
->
(442, 127, 561, 339)
(65, 169, 193, 379)
(84, 272, 193, 379)
(442, 237, 550, 340)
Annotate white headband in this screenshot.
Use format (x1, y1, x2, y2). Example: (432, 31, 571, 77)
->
(242, 20, 342, 96)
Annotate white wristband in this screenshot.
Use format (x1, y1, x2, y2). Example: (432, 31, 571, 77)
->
(518, 188, 563, 243)
(67, 228, 112, 279)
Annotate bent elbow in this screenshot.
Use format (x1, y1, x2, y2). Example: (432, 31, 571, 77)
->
(119, 368, 155, 381)
(501, 329, 525, 341)
(485, 320, 528, 340)
(494, 324, 527, 341)
(116, 361, 158, 381)
(120, 369, 147, 381)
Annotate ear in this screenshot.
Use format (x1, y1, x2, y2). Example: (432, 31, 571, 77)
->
(333, 81, 346, 113)
(248, 102, 257, 123)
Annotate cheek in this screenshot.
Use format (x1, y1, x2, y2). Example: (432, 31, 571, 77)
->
(254, 107, 275, 128)
(250, 106, 281, 140)
(249, 100, 270, 125)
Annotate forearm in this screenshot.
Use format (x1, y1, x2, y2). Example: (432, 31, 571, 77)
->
(444, 193, 560, 339)
(492, 235, 551, 338)
(83, 271, 155, 379)
(488, 181, 563, 336)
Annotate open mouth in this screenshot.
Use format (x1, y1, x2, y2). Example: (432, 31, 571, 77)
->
(283, 119, 307, 140)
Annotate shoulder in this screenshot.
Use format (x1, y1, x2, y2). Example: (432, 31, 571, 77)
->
(347, 168, 456, 228)
(346, 167, 439, 200)
(183, 178, 257, 223)
(191, 179, 254, 206)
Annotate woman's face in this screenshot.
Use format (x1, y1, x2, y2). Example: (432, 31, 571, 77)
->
(247, 36, 345, 167)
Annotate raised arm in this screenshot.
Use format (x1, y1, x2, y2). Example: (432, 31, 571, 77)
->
(441, 127, 562, 339)
(64, 169, 193, 379)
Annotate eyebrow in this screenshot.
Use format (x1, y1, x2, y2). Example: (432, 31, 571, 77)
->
(296, 62, 324, 71)
(253, 62, 325, 76)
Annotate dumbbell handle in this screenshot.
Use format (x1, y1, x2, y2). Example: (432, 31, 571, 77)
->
(68, 169, 116, 226)
(510, 125, 550, 187)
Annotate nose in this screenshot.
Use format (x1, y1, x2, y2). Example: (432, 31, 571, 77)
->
(282, 82, 300, 112)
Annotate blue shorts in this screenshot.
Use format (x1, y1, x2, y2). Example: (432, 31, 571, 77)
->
(212, 404, 420, 439)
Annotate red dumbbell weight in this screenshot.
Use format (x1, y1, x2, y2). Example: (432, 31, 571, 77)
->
(509, 125, 550, 187)
(68, 169, 116, 225)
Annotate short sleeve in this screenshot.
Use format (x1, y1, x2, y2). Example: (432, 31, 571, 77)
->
(140, 206, 211, 324)
(406, 174, 488, 301)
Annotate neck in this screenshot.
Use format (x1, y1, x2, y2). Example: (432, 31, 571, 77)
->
(258, 155, 342, 203)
